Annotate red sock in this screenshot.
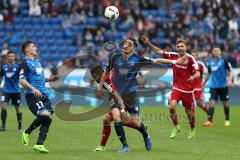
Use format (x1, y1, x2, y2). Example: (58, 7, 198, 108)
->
(170, 109, 178, 126)
(100, 121, 111, 146)
(187, 109, 195, 129)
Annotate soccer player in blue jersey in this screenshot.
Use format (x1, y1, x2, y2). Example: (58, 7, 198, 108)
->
(0, 51, 22, 131)
(98, 38, 185, 152)
(20, 41, 58, 153)
(202, 47, 233, 127)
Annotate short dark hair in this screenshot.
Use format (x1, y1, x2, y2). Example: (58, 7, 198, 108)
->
(7, 50, 14, 55)
(22, 40, 34, 54)
(176, 38, 186, 45)
(90, 64, 103, 77)
(127, 37, 138, 48)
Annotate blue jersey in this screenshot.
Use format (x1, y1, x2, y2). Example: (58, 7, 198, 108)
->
(0, 63, 20, 93)
(19, 58, 48, 94)
(106, 53, 152, 95)
(207, 57, 232, 88)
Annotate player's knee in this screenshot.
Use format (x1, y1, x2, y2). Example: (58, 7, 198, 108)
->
(169, 101, 177, 109)
(1, 104, 7, 110)
(15, 107, 21, 113)
(222, 101, 228, 107)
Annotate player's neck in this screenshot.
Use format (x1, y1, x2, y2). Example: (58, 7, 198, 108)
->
(123, 52, 133, 60)
(25, 55, 35, 60)
(7, 62, 14, 66)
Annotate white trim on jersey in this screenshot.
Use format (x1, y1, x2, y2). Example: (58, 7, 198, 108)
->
(193, 88, 202, 91)
(173, 87, 194, 93)
(197, 60, 208, 74)
(187, 54, 199, 70)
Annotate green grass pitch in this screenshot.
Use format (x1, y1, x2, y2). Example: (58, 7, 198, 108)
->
(0, 106, 239, 160)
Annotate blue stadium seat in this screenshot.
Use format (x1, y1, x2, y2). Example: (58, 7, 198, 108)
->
(141, 10, 149, 18)
(14, 17, 22, 25)
(50, 17, 61, 25)
(20, 2, 28, 10)
(21, 9, 29, 17)
(157, 32, 165, 38)
(87, 18, 98, 25)
(46, 39, 55, 46)
(55, 32, 63, 39)
(35, 31, 44, 38)
(41, 18, 51, 25)
(32, 17, 42, 25)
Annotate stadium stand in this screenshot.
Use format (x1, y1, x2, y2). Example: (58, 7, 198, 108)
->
(0, 0, 239, 67)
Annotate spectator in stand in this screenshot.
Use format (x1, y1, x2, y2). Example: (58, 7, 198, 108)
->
(48, 1, 59, 17)
(0, 43, 9, 65)
(10, 0, 20, 15)
(29, 0, 41, 16)
(69, 10, 82, 25)
(62, 18, 73, 38)
(3, 9, 13, 24)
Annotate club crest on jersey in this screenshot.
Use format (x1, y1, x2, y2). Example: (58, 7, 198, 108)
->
(129, 62, 134, 66)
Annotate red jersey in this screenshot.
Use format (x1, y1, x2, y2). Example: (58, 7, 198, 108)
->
(193, 60, 207, 90)
(163, 52, 199, 92)
(103, 70, 116, 94)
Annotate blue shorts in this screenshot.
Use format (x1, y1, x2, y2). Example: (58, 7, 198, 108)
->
(210, 87, 230, 102)
(122, 92, 140, 116)
(25, 94, 54, 116)
(1, 92, 21, 106)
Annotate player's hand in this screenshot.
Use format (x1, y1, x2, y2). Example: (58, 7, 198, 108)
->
(186, 76, 194, 82)
(227, 80, 233, 87)
(50, 75, 59, 82)
(140, 34, 150, 45)
(32, 87, 42, 97)
(176, 56, 187, 64)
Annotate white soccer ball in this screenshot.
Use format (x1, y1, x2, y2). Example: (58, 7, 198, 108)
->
(104, 6, 119, 20)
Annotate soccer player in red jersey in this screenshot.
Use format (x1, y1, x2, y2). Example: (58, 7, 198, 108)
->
(141, 35, 200, 139)
(191, 51, 209, 114)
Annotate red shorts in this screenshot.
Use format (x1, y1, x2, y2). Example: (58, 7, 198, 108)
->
(169, 89, 194, 109)
(194, 89, 204, 101)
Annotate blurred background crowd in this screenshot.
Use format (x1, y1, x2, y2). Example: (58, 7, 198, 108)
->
(0, 0, 239, 70)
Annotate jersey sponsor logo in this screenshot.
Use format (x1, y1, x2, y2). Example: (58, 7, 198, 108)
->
(119, 68, 130, 75)
(35, 67, 43, 75)
(212, 66, 218, 71)
(6, 72, 15, 78)
(175, 64, 187, 69)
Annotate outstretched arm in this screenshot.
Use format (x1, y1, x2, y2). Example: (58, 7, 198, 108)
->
(152, 56, 187, 65)
(140, 35, 165, 56)
(45, 75, 59, 82)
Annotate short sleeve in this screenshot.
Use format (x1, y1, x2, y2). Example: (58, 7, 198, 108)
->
(139, 56, 153, 63)
(19, 62, 29, 79)
(190, 56, 199, 73)
(224, 59, 232, 71)
(0, 66, 4, 78)
(162, 51, 177, 59)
